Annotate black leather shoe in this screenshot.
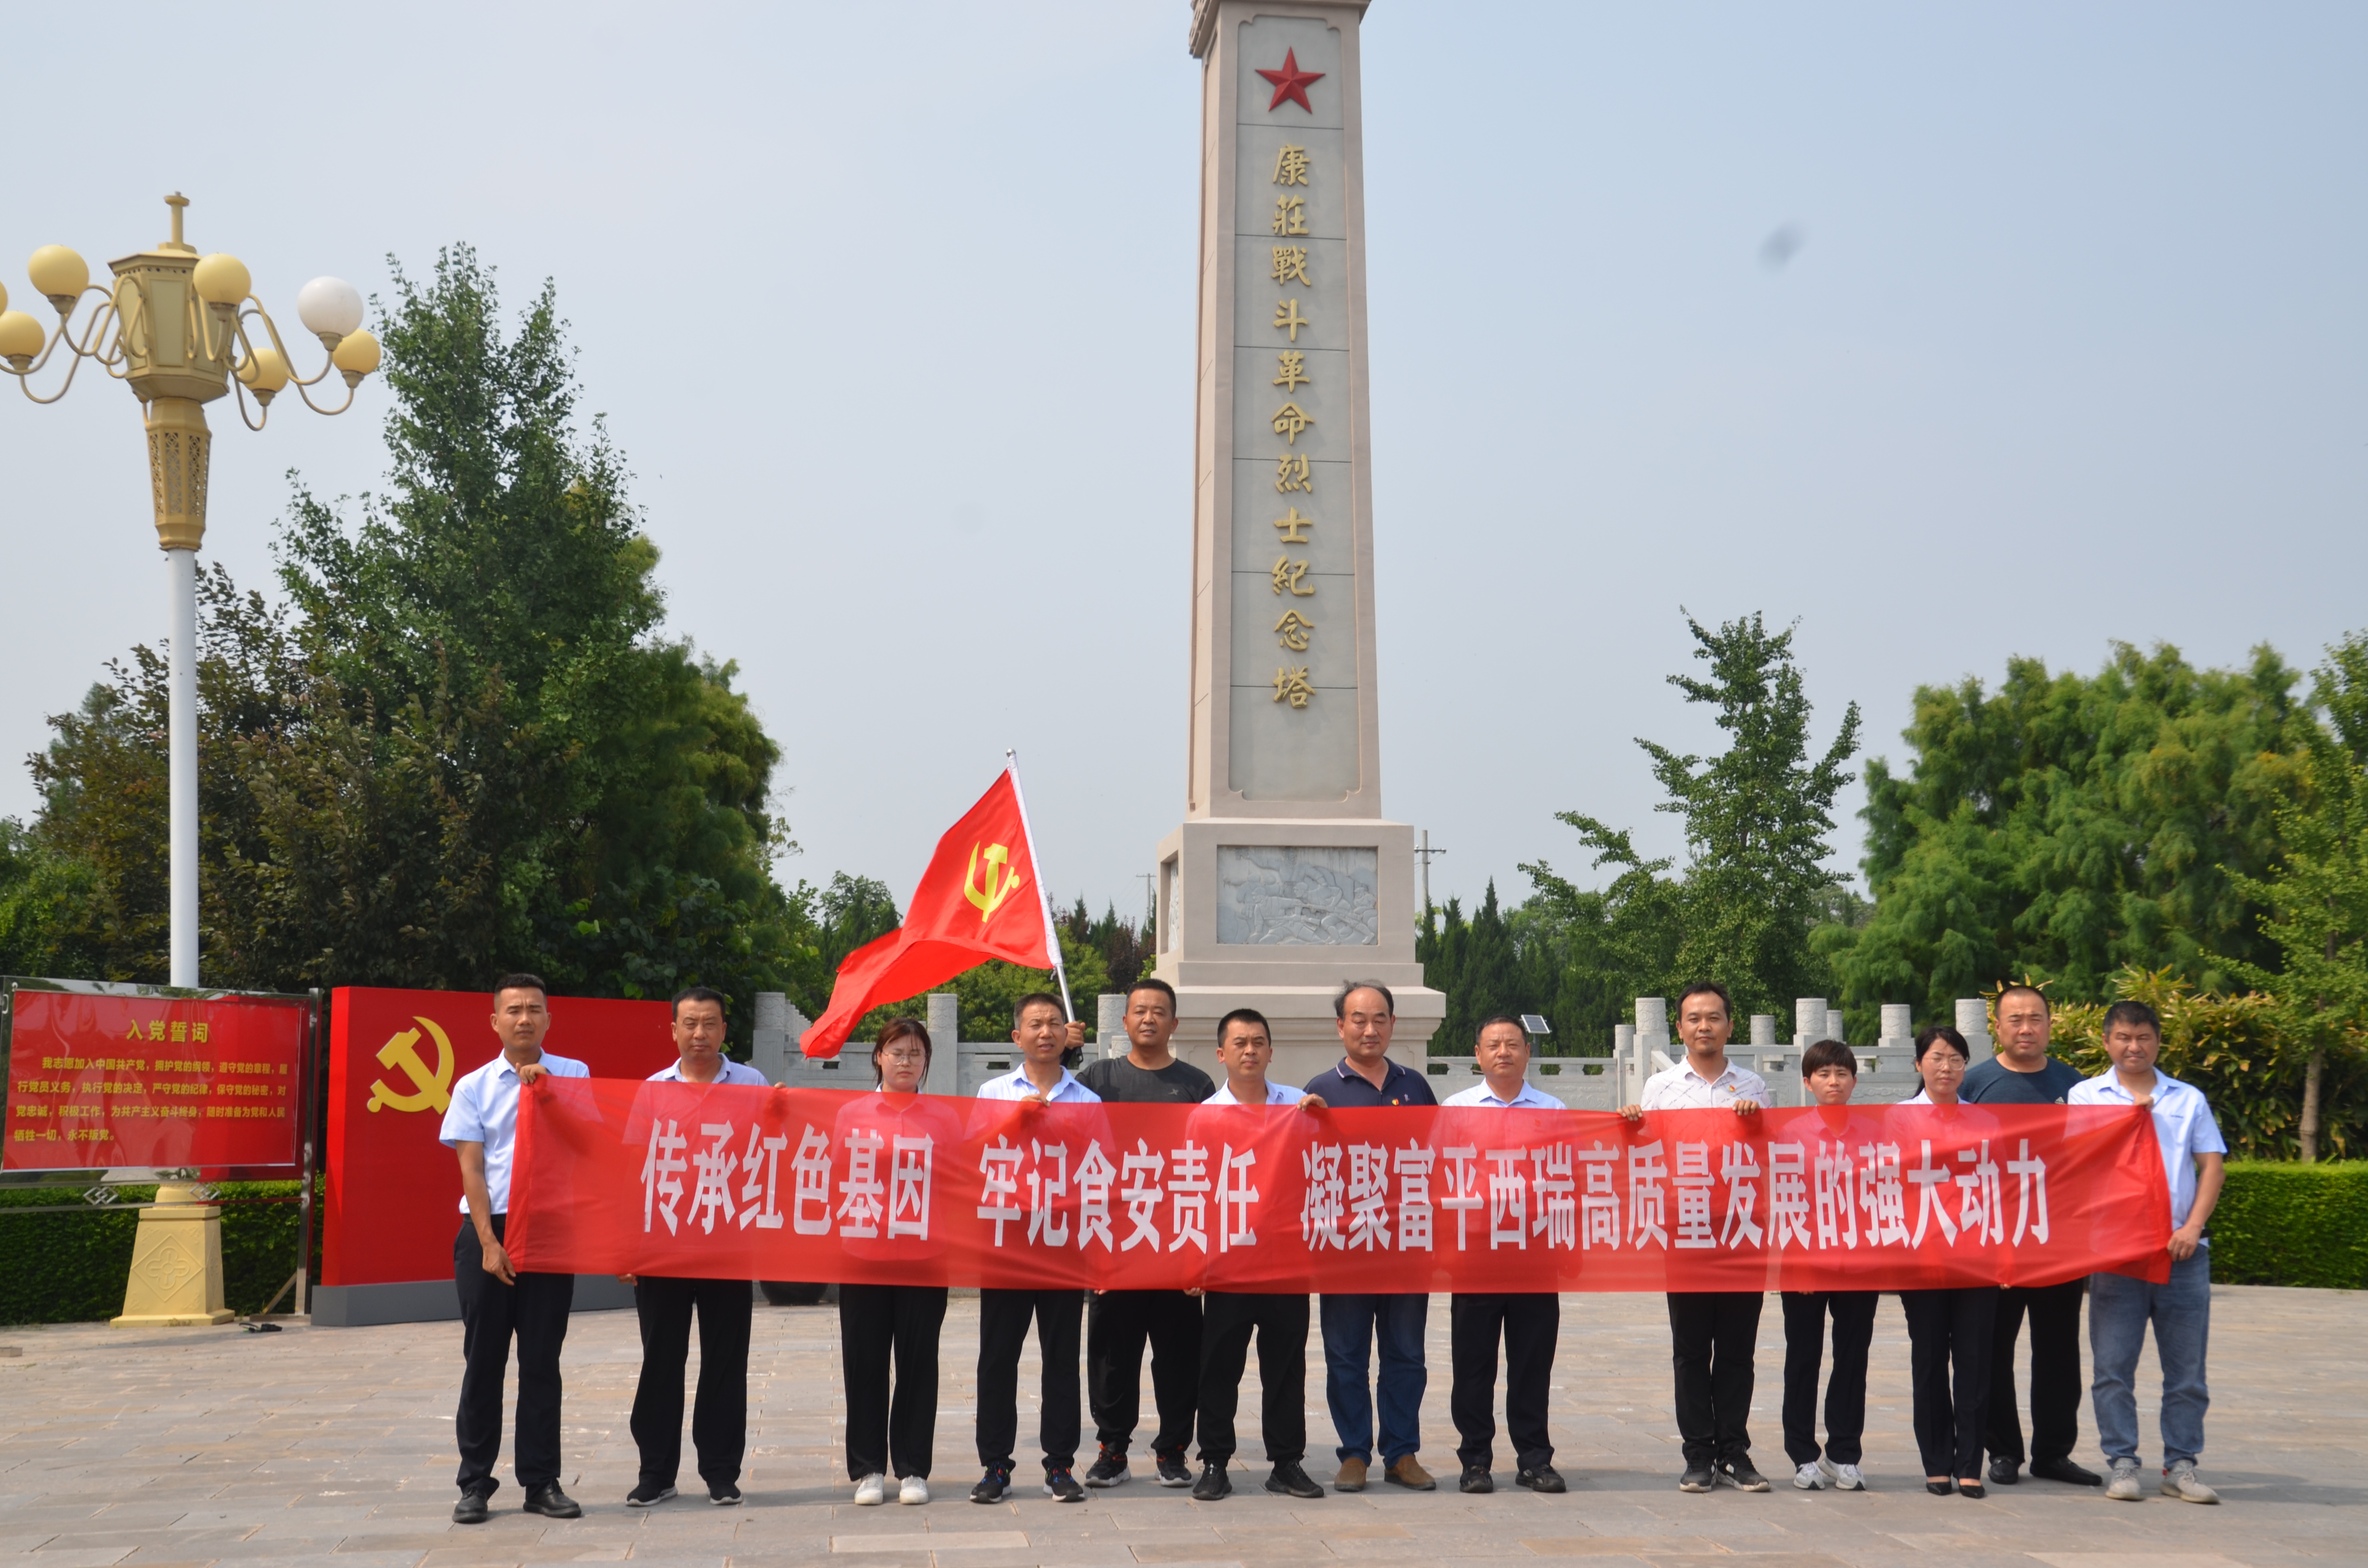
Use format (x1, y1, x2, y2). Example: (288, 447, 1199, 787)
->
(1678, 1465, 1715, 1494)
(1265, 1461, 1325, 1499)
(2030, 1456, 2103, 1486)
(1460, 1463, 1493, 1494)
(1518, 1465, 1567, 1494)
(452, 1488, 492, 1525)
(1987, 1457, 2021, 1486)
(523, 1483, 580, 1519)
(1925, 1480, 1954, 1496)
(1958, 1479, 1987, 1499)
(1192, 1461, 1232, 1501)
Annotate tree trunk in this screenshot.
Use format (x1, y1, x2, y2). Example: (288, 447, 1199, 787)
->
(2300, 1042, 2324, 1164)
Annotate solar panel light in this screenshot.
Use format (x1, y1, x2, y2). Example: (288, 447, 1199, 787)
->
(1520, 1014, 1551, 1036)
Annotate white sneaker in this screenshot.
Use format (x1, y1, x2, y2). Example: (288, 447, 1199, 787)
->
(899, 1475, 929, 1506)
(1793, 1461, 1826, 1490)
(854, 1472, 888, 1506)
(1831, 1463, 1865, 1491)
(2105, 1459, 2144, 1502)
(2161, 1461, 2219, 1504)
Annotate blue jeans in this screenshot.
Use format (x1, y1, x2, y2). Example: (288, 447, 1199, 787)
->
(2088, 1246, 2210, 1467)
(1320, 1293, 1427, 1465)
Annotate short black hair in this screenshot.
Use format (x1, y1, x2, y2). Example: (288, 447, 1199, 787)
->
(1217, 1007, 1272, 1047)
(492, 973, 547, 1003)
(1800, 1039, 1857, 1077)
(1333, 980, 1394, 1018)
(1475, 1014, 1528, 1043)
(1127, 976, 1178, 1008)
(1013, 992, 1067, 1028)
(1914, 1025, 1970, 1064)
(2102, 999, 2163, 1038)
(1997, 982, 2051, 1015)
(1676, 980, 1732, 1018)
(671, 984, 728, 1019)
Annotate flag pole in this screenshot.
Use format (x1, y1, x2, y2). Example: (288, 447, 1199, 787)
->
(1004, 747, 1075, 1023)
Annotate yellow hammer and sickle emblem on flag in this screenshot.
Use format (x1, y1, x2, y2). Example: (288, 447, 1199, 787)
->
(964, 841, 1025, 924)
(366, 1016, 457, 1114)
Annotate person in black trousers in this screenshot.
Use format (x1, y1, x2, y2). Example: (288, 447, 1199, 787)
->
(440, 974, 588, 1525)
(839, 1017, 957, 1506)
(1961, 984, 2102, 1489)
(1900, 1026, 1999, 1497)
(624, 987, 767, 1508)
(1781, 1040, 1876, 1491)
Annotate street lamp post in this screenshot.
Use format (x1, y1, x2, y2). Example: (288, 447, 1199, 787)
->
(1, 193, 378, 987)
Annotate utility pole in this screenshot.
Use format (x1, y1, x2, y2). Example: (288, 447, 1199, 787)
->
(1416, 829, 1446, 914)
(1135, 871, 1156, 932)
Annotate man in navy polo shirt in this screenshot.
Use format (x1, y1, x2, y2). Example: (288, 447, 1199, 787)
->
(1303, 981, 1438, 1494)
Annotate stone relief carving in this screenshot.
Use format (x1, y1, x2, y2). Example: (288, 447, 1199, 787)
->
(1214, 845, 1379, 945)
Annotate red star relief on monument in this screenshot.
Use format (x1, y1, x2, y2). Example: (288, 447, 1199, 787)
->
(1256, 48, 1325, 114)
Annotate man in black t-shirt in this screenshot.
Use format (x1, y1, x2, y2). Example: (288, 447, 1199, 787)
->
(1959, 983, 2101, 1490)
(1075, 978, 1214, 1489)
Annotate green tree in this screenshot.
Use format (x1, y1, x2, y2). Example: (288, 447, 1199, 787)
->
(1524, 612, 1860, 1021)
(1819, 642, 2308, 1034)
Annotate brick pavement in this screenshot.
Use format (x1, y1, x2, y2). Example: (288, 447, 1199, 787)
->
(1, 1285, 2360, 1568)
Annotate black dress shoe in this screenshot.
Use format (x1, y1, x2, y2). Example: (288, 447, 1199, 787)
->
(1987, 1457, 2020, 1486)
(452, 1488, 492, 1525)
(1518, 1465, 1567, 1494)
(523, 1483, 580, 1519)
(1958, 1479, 1987, 1499)
(1460, 1463, 1493, 1494)
(1192, 1461, 1232, 1501)
(2030, 1456, 2103, 1487)
(1265, 1461, 1325, 1499)
(1926, 1480, 1954, 1496)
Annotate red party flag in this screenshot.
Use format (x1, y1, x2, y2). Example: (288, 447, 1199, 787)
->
(800, 763, 1063, 1057)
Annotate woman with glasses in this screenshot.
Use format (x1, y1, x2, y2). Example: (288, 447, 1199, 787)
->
(837, 1017, 957, 1506)
(1898, 1025, 2001, 1498)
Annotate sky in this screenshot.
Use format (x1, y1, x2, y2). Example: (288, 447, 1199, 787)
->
(2, 1, 2362, 927)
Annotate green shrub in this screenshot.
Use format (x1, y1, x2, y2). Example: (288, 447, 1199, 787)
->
(2210, 1161, 2368, 1288)
(0, 1180, 321, 1325)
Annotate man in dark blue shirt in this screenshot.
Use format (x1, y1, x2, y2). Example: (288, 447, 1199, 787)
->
(1960, 983, 2100, 1490)
(1303, 982, 1438, 1492)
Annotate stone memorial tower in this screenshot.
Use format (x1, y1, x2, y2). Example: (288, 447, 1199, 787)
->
(1153, 0, 1444, 1088)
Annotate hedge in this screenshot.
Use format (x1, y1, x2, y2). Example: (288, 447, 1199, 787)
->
(2206, 1161, 2368, 1289)
(0, 1180, 320, 1326)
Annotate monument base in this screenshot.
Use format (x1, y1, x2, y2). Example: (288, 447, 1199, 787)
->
(113, 1187, 235, 1327)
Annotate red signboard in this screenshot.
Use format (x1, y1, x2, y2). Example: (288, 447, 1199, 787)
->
(321, 986, 678, 1288)
(3, 990, 308, 1172)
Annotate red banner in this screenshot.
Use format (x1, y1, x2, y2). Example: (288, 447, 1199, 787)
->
(322, 987, 678, 1287)
(506, 1083, 2174, 1291)
(3, 990, 308, 1173)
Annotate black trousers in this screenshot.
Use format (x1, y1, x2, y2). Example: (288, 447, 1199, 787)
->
(1449, 1293, 1558, 1471)
(1196, 1291, 1308, 1468)
(1666, 1290, 1763, 1469)
(840, 1283, 948, 1481)
(1779, 1291, 1877, 1467)
(977, 1288, 1085, 1473)
(453, 1215, 573, 1494)
(1987, 1277, 2084, 1466)
(1902, 1286, 1999, 1480)
(630, 1274, 753, 1488)
(1087, 1289, 1202, 1458)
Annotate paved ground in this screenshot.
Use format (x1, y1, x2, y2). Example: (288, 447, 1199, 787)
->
(2, 1286, 2361, 1568)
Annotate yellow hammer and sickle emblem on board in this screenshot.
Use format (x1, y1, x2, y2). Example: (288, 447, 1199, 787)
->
(366, 1016, 456, 1114)
(963, 841, 1025, 924)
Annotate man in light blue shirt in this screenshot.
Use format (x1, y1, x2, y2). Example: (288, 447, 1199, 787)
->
(971, 993, 1096, 1505)
(439, 974, 590, 1525)
(1443, 1016, 1568, 1496)
(2069, 999, 2227, 1505)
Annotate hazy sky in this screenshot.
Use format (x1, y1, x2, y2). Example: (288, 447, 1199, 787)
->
(4, 2, 2362, 926)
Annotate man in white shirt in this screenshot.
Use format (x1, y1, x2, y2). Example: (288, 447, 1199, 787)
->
(1189, 1008, 1325, 1502)
(440, 974, 591, 1525)
(1623, 981, 1769, 1494)
(972, 993, 1098, 1505)
(2069, 1000, 2227, 1505)
(1442, 1016, 1567, 1495)
(624, 987, 769, 1509)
